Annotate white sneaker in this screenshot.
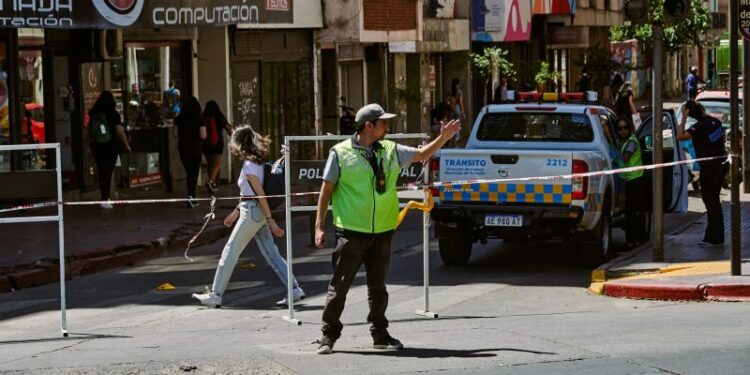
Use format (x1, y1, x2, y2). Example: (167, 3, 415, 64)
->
(276, 287, 306, 306)
(192, 289, 222, 308)
(100, 201, 113, 209)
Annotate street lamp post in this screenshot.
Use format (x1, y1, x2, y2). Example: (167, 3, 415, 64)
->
(652, 22, 665, 262)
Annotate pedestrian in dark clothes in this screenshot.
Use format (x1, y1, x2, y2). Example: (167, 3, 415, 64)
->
(88, 91, 130, 209)
(676, 100, 729, 247)
(312, 103, 461, 354)
(174, 96, 205, 207)
(202, 100, 232, 194)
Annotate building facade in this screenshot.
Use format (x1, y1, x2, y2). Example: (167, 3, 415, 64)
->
(0, 0, 322, 201)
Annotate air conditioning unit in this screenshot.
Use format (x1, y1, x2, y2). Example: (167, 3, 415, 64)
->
(100, 29, 123, 60)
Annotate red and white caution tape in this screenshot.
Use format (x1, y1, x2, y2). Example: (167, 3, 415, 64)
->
(0, 154, 737, 215)
(183, 197, 216, 263)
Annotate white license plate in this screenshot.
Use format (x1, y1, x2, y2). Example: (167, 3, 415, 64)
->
(484, 214, 523, 227)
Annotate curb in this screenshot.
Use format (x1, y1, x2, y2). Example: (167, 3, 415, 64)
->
(602, 282, 706, 301)
(602, 281, 750, 302)
(705, 284, 750, 301)
(0, 224, 229, 293)
(591, 212, 706, 283)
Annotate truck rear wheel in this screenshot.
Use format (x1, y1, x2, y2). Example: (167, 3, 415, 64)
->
(578, 198, 612, 267)
(438, 237, 472, 266)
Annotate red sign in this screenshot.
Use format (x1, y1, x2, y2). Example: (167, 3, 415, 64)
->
(266, 0, 290, 11)
(129, 173, 162, 187)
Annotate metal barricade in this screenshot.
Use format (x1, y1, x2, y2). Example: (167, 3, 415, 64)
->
(0, 143, 67, 336)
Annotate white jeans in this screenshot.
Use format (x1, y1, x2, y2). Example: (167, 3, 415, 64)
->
(211, 200, 299, 296)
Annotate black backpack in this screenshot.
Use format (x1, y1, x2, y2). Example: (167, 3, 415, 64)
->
(261, 158, 286, 210)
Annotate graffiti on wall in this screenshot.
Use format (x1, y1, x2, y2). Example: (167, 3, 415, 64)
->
(610, 39, 648, 99)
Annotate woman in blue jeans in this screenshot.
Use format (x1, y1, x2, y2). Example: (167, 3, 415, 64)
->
(192, 125, 304, 308)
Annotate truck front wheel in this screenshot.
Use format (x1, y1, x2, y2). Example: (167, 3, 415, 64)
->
(438, 236, 473, 266)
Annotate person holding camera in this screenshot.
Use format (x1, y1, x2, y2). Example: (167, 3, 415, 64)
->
(312, 104, 460, 354)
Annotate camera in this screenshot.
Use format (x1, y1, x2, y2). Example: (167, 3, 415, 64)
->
(376, 170, 386, 194)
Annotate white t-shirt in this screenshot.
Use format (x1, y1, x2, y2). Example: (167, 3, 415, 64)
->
(238, 160, 264, 196)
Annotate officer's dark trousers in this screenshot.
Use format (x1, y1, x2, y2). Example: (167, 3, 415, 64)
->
(321, 230, 393, 340)
(699, 163, 728, 244)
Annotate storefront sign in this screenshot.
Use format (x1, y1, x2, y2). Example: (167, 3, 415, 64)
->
(0, 0, 293, 28)
(547, 26, 589, 49)
(741, 0, 750, 40)
(129, 172, 162, 187)
(472, 0, 574, 42)
(472, 0, 530, 42)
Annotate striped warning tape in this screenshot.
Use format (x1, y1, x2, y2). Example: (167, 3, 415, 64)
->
(0, 154, 736, 215)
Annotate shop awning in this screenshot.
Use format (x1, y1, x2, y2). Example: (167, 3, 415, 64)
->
(0, 0, 293, 29)
(471, 0, 575, 42)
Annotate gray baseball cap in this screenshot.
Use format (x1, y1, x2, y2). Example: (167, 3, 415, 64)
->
(355, 104, 397, 127)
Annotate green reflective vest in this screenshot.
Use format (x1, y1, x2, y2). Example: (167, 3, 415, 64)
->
(331, 139, 401, 233)
(620, 133, 643, 181)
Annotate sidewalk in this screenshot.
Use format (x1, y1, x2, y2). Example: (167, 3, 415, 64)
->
(590, 200, 750, 302)
(0, 198, 237, 293)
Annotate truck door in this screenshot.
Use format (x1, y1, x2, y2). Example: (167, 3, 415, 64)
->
(636, 110, 689, 213)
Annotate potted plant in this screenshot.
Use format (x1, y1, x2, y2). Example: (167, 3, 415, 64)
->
(471, 47, 516, 105)
(534, 61, 562, 93)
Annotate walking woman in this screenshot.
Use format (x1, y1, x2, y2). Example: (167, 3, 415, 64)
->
(201, 100, 232, 194)
(450, 78, 465, 146)
(450, 78, 465, 121)
(88, 91, 130, 209)
(616, 116, 647, 247)
(192, 125, 305, 308)
(174, 96, 205, 207)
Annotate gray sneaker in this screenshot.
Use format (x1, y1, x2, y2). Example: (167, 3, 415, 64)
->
(316, 336, 336, 355)
(373, 334, 403, 350)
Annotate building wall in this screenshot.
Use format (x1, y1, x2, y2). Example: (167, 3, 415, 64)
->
(363, 0, 418, 31)
(318, 0, 361, 44)
(197, 27, 231, 119)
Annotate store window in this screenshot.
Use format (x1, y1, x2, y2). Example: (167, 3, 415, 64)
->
(109, 41, 187, 188)
(111, 42, 186, 127)
(17, 28, 46, 171)
(0, 40, 8, 172)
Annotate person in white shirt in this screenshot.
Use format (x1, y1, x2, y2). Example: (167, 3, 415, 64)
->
(192, 125, 304, 308)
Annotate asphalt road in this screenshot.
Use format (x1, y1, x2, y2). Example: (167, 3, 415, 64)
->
(0, 192, 747, 374)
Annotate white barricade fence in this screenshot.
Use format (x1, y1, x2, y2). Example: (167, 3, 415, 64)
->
(281, 134, 437, 325)
(0, 143, 67, 337)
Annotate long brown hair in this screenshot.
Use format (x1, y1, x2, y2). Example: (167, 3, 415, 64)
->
(228, 125, 271, 163)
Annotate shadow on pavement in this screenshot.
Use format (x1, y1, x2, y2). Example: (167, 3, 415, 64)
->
(0, 332, 130, 345)
(335, 347, 557, 358)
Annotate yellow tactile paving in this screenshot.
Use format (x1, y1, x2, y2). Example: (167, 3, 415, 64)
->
(611, 261, 730, 282)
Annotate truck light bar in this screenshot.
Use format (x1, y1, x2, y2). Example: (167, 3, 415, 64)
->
(507, 91, 598, 103)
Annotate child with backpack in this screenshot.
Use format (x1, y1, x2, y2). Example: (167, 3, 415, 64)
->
(192, 125, 305, 308)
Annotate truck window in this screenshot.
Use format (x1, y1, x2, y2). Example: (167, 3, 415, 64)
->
(476, 112, 594, 142)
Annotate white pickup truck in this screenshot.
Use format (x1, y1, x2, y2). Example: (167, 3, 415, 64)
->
(429, 92, 689, 266)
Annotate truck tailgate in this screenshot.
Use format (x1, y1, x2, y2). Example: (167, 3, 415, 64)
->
(437, 149, 573, 205)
